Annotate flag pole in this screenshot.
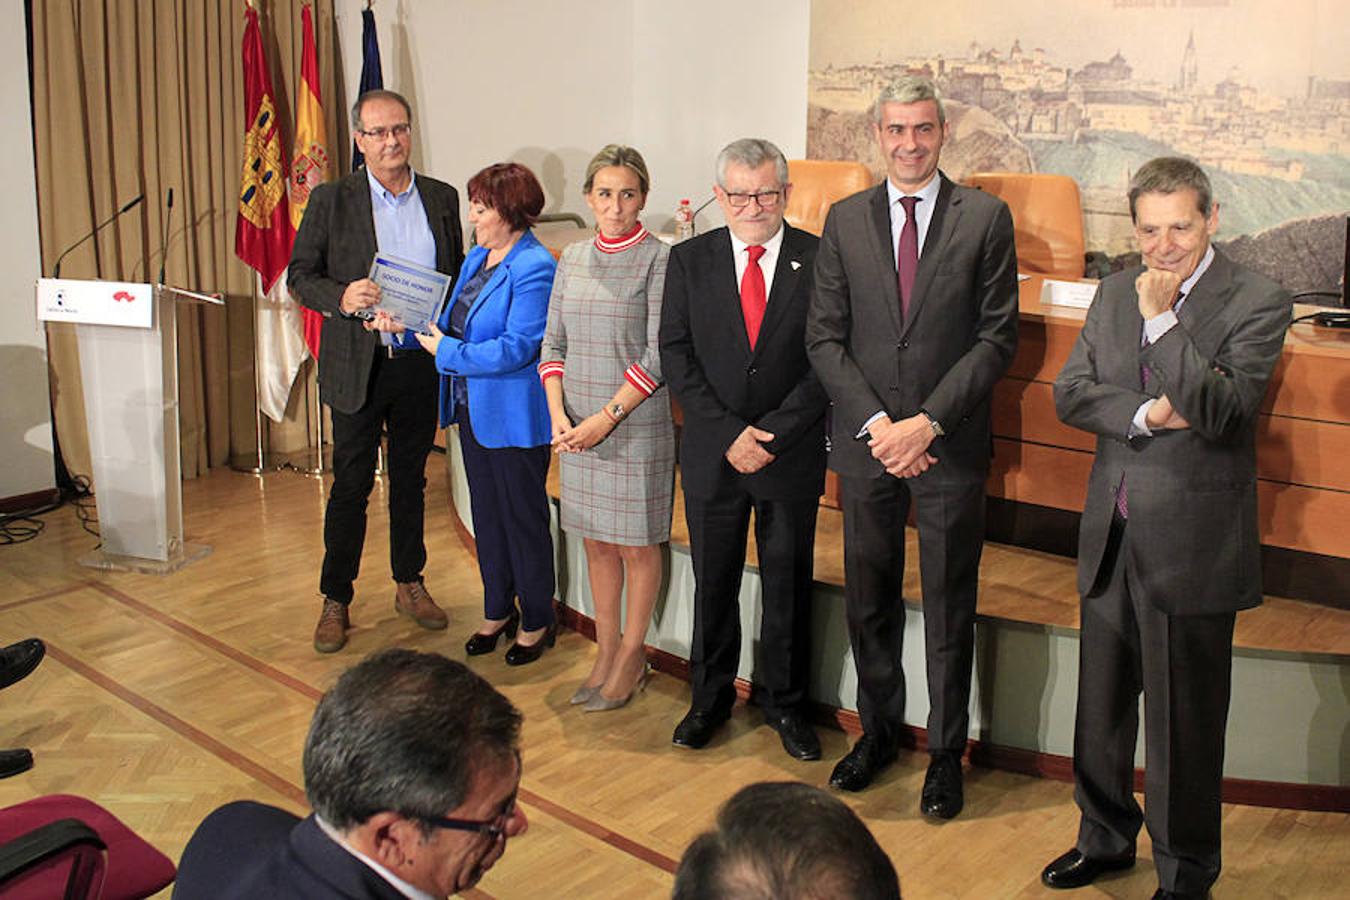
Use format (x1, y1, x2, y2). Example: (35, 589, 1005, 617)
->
(230, 279, 282, 473)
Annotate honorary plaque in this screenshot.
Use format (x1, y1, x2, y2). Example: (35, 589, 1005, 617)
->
(364, 253, 452, 334)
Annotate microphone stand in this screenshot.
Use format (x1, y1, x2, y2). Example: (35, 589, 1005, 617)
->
(157, 189, 174, 285)
(52, 194, 144, 278)
(690, 194, 717, 235)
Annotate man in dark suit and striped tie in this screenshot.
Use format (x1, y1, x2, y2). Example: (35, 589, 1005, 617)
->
(805, 75, 1019, 819)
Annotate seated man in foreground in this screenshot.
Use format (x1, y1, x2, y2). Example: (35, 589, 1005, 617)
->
(175, 649, 527, 899)
(673, 781, 901, 900)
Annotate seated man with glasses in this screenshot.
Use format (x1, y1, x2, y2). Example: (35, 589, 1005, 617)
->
(176, 649, 527, 899)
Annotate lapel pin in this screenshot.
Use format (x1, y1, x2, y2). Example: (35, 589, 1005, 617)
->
(790, 260, 801, 271)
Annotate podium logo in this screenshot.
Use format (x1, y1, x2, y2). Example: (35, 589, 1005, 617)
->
(113, 290, 136, 303)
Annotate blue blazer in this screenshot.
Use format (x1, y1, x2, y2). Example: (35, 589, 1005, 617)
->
(435, 228, 555, 448)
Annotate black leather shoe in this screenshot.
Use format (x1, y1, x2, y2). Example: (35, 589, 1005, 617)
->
(465, 610, 520, 656)
(1041, 848, 1136, 889)
(1151, 889, 1209, 900)
(919, 752, 964, 820)
(504, 621, 556, 666)
(828, 733, 895, 792)
(0, 748, 33, 779)
(672, 707, 730, 750)
(766, 712, 821, 761)
(0, 638, 44, 690)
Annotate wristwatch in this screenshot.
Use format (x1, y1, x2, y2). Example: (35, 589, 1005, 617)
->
(920, 410, 944, 437)
(603, 402, 626, 424)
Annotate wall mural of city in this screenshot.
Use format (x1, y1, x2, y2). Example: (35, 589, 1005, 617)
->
(807, 0, 1349, 292)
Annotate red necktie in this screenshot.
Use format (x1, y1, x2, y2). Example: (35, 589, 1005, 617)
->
(741, 244, 767, 349)
(897, 196, 920, 321)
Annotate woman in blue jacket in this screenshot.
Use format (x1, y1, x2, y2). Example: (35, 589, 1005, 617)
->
(415, 162, 558, 665)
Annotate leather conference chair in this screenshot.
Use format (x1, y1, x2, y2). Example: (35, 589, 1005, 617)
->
(963, 172, 1087, 279)
(785, 159, 874, 236)
(0, 795, 175, 899)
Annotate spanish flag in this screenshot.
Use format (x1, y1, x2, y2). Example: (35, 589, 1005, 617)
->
(235, 3, 292, 293)
(290, 3, 329, 357)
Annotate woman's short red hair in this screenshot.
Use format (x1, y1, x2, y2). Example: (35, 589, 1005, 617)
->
(466, 162, 546, 231)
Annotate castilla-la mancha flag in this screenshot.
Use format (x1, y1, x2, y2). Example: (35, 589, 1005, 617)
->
(237, 3, 306, 423)
(235, 4, 293, 291)
(290, 3, 329, 358)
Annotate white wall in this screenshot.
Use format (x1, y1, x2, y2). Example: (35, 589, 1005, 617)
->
(0, 0, 54, 502)
(333, 0, 810, 233)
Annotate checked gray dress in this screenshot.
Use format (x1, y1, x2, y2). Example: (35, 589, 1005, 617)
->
(539, 232, 675, 545)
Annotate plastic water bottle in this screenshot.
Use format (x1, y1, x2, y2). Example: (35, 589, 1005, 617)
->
(674, 198, 695, 241)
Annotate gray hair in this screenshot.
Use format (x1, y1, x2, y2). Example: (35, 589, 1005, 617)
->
(351, 89, 413, 132)
(303, 649, 521, 834)
(715, 139, 789, 190)
(584, 144, 652, 195)
(872, 75, 946, 127)
(1127, 156, 1213, 221)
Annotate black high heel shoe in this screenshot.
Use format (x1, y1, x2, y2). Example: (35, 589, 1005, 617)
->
(504, 621, 557, 667)
(464, 610, 520, 656)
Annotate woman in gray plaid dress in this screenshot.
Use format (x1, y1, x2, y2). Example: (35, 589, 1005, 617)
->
(539, 145, 674, 711)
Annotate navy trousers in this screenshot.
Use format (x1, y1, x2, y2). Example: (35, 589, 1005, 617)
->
(456, 406, 555, 631)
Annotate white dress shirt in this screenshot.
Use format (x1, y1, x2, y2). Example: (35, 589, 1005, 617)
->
(886, 172, 943, 267)
(729, 222, 785, 299)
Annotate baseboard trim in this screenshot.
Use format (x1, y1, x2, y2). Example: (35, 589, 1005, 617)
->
(451, 476, 1347, 813)
(553, 605, 1347, 813)
(0, 488, 59, 514)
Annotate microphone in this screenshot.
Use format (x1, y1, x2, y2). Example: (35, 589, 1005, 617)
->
(157, 188, 174, 285)
(52, 193, 145, 278)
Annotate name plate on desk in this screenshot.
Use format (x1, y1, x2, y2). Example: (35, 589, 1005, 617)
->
(1040, 279, 1098, 310)
(36, 278, 154, 328)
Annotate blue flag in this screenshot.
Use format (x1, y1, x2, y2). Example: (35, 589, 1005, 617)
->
(352, 8, 384, 172)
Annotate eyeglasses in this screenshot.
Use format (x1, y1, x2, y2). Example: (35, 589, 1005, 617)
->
(723, 190, 782, 209)
(422, 805, 513, 839)
(359, 123, 412, 140)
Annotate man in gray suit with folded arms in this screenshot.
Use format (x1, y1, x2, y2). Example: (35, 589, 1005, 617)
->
(1043, 157, 1290, 900)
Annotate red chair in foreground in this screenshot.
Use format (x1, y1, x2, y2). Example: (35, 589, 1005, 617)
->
(0, 794, 175, 899)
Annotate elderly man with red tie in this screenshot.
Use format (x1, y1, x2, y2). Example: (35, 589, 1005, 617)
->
(660, 138, 829, 761)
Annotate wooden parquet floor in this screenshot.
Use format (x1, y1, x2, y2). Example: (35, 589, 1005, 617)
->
(0, 459, 1346, 899)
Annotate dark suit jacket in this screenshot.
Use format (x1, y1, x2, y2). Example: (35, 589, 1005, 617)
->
(1054, 250, 1290, 614)
(805, 175, 1019, 478)
(174, 802, 405, 900)
(659, 223, 828, 501)
(289, 168, 464, 415)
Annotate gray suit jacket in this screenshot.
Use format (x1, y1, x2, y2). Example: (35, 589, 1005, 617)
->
(806, 175, 1020, 479)
(1053, 249, 1291, 614)
(289, 168, 463, 415)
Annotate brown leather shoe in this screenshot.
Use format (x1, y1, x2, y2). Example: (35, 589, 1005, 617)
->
(314, 599, 350, 653)
(395, 581, 448, 630)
